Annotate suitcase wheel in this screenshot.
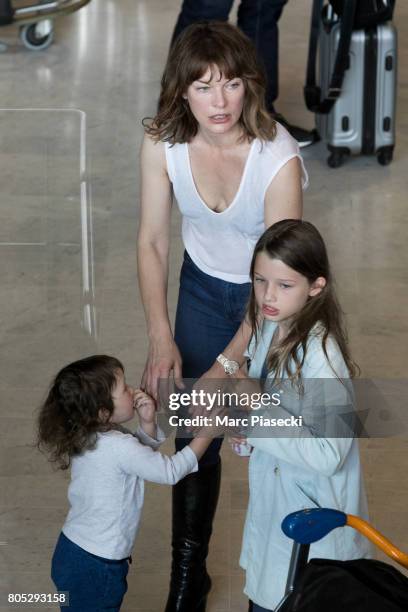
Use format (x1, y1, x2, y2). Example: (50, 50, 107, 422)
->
(19, 21, 54, 51)
(377, 146, 394, 166)
(327, 150, 346, 169)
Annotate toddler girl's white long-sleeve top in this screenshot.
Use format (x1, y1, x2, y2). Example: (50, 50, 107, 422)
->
(62, 427, 197, 559)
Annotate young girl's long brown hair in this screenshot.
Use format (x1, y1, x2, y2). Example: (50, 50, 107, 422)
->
(37, 355, 124, 470)
(247, 220, 358, 385)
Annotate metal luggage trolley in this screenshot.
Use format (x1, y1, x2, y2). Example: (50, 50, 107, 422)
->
(275, 508, 408, 611)
(0, 0, 91, 51)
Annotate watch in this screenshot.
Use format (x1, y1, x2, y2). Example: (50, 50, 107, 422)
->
(216, 353, 239, 375)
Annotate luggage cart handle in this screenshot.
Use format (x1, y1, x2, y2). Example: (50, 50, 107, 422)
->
(282, 508, 347, 544)
(347, 514, 408, 569)
(282, 508, 408, 569)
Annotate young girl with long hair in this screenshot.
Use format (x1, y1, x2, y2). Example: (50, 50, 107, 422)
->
(230, 220, 371, 612)
(37, 355, 216, 611)
(138, 21, 308, 610)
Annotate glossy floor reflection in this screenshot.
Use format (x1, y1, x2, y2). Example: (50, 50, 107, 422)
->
(0, 1, 407, 610)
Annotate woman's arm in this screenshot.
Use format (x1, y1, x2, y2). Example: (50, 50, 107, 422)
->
(264, 157, 303, 227)
(137, 134, 183, 397)
(200, 317, 252, 380)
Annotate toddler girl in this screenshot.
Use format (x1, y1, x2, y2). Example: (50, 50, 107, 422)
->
(37, 355, 215, 611)
(231, 220, 371, 611)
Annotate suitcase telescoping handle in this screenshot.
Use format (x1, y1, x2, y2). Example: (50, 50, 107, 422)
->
(304, 0, 357, 114)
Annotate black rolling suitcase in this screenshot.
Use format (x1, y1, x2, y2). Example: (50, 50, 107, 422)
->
(305, 0, 397, 168)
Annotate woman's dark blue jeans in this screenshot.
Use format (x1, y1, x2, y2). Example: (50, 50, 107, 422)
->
(174, 251, 251, 466)
(51, 532, 129, 611)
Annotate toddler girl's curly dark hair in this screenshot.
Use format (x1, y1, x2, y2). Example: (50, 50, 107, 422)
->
(37, 355, 124, 470)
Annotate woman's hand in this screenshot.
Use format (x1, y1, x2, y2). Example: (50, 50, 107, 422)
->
(193, 402, 228, 439)
(229, 367, 248, 380)
(187, 361, 230, 422)
(228, 368, 264, 419)
(141, 336, 184, 399)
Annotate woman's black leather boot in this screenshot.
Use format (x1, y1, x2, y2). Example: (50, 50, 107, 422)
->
(164, 459, 222, 612)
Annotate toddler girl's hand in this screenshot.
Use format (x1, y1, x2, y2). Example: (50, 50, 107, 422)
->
(134, 389, 156, 424)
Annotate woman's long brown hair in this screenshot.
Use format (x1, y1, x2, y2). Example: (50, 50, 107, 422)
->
(143, 21, 276, 144)
(247, 220, 359, 386)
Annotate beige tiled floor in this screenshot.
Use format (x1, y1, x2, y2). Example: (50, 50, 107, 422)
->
(0, 1, 407, 610)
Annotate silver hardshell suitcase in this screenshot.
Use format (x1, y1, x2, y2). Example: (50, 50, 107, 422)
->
(318, 12, 397, 167)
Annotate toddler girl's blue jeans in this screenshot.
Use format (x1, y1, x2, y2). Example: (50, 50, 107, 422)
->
(51, 532, 129, 611)
(174, 251, 251, 466)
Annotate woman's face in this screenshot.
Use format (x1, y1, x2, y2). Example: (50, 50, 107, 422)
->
(184, 65, 245, 135)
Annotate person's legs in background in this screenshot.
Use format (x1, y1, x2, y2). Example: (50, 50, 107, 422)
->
(238, 0, 318, 147)
(171, 0, 234, 45)
(237, 0, 287, 111)
(165, 253, 250, 612)
(171, 0, 318, 148)
(0, 0, 13, 25)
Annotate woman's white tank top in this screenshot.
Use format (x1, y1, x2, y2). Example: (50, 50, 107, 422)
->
(165, 123, 308, 283)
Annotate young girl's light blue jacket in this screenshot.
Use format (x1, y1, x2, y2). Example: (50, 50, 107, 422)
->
(239, 321, 372, 610)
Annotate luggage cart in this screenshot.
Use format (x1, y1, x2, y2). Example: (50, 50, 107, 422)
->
(0, 0, 91, 51)
(276, 508, 408, 611)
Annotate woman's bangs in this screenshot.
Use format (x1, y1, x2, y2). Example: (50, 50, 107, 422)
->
(185, 56, 213, 85)
(187, 47, 244, 85)
(211, 48, 244, 81)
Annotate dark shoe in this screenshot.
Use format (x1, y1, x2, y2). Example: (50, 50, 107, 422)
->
(273, 112, 319, 148)
(0, 1, 14, 25)
(164, 460, 222, 612)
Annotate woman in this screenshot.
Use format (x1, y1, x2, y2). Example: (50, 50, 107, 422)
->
(137, 21, 308, 612)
